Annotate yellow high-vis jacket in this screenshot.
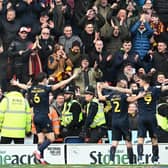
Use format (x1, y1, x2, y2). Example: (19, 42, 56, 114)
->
(0, 91, 31, 138)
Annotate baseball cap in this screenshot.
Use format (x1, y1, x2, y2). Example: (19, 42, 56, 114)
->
(19, 27, 31, 33)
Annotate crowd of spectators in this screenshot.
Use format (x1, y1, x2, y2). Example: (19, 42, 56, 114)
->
(0, 0, 168, 144)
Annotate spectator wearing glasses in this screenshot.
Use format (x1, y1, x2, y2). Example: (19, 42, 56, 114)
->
(35, 27, 55, 74)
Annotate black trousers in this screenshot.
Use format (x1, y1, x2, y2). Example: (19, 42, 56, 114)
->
(88, 127, 107, 143)
(0, 136, 24, 144)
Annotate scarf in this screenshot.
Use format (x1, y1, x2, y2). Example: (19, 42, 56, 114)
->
(29, 51, 42, 78)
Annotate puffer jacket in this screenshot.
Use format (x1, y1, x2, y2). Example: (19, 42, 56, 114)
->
(131, 21, 153, 60)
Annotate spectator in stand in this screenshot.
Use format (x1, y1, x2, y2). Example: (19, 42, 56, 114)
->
(150, 13, 165, 49)
(155, 72, 168, 104)
(153, 0, 168, 28)
(0, 8, 21, 50)
(130, 13, 153, 62)
(38, 11, 55, 36)
(0, 39, 8, 91)
(14, 0, 45, 41)
(114, 38, 141, 72)
(72, 0, 95, 34)
(150, 40, 168, 78)
(104, 26, 125, 56)
(68, 40, 82, 68)
(108, 9, 132, 39)
(0, 0, 6, 17)
(48, 44, 73, 82)
(7, 26, 34, 83)
(142, 0, 153, 15)
(80, 22, 98, 56)
(78, 5, 105, 34)
(36, 27, 55, 73)
(117, 63, 136, 86)
(90, 40, 113, 82)
(58, 25, 82, 54)
(60, 85, 83, 138)
(73, 56, 103, 95)
(126, 0, 138, 19)
(49, 0, 72, 37)
(51, 93, 65, 117)
(135, 0, 153, 7)
(0, 86, 31, 144)
(94, 0, 112, 41)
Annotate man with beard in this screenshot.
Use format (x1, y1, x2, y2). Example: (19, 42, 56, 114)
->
(60, 85, 83, 137)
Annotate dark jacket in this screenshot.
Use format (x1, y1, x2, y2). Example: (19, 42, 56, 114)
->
(152, 50, 168, 77)
(38, 37, 55, 72)
(153, 0, 168, 26)
(78, 13, 105, 32)
(8, 36, 33, 65)
(73, 0, 95, 25)
(0, 17, 21, 49)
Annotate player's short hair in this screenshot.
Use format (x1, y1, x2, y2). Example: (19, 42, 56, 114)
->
(138, 74, 151, 84)
(36, 72, 47, 83)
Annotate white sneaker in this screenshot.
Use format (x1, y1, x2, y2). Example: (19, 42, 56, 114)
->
(137, 156, 144, 165)
(137, 160, 144, 165)
(151, 156, 159, 164)
(109, 160, 114, 165)
(153, 161, 160, 165)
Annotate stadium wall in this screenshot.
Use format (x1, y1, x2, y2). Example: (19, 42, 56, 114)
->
(0, 144, 167, 165)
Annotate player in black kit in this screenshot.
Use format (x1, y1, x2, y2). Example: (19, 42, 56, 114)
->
(103, 74, 168, 164)
(131, 75, 164, 164)
(97, 79, 135, 165)
(11, 72, 78, 164)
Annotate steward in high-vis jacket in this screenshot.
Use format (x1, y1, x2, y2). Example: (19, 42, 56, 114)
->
(156, 103, 168, 143)
(60, 85, 83, 137)
(79, 85, 106, 143)
(0, 89, 31, 144)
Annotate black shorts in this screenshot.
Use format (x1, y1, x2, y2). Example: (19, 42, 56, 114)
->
(138, 116, 158, 138)
(34, 115, 53, 134)
(112, 123, 132, 141)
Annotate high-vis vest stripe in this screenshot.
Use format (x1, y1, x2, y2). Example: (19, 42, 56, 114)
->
(87, 98, 106, 128)
(61, 100, 82, 127)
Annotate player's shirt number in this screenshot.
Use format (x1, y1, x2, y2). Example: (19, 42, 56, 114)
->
(113, 101, 121, 113)
(33, 93, 40, 103)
